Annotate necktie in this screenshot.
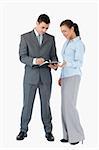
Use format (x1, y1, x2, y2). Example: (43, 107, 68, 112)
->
(37, 34, 43, 45)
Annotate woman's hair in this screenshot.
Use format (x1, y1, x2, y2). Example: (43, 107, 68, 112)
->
(60, 19, 80, 36)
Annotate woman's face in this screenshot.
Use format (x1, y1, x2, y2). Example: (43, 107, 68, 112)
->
(60, 25, 74, 40)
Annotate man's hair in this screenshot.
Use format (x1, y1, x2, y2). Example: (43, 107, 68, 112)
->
(37, 14, 50, 24)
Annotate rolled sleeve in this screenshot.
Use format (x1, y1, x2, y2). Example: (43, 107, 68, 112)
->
(69, 43, 85, 68)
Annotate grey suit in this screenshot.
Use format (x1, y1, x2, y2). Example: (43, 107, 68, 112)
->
(19, 30, 58, 134)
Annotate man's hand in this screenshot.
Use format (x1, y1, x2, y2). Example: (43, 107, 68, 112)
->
(36, 58, 45, 65)
(48, 64, 58, 70)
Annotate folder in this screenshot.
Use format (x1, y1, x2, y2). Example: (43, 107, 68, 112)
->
(39, 60, 60, 67)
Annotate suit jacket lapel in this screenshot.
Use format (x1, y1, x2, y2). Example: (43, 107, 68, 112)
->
(42, 33, 48, 46)
(31, 30, 48, 47)
(31, 30, 40, 47)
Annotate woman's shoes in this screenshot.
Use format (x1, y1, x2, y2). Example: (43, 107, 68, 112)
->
(70, 141, 79, 145)
(70, 140, 83, 145)
(60, 139, 68, 142)
(60, 139, 83, 145)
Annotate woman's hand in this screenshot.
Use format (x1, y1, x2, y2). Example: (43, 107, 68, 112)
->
(48, 64, 58, 70)
(58, 61, 66, 68)
(58, 78, 62, 86)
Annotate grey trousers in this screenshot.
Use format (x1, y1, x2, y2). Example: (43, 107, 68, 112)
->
(20, 81, 52, 134)
(61, 75, 85, 143)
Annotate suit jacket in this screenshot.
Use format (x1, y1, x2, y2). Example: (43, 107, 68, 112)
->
(19, 30, 58, 85)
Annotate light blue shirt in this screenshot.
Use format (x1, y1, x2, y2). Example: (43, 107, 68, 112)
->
(60, 36, 85, 78)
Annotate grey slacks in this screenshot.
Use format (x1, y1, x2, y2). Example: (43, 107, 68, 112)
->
(61, 75, 85, 143)
(20, 80, 52, 134)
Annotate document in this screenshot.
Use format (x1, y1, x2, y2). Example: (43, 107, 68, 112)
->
(39, 60, 60, 66)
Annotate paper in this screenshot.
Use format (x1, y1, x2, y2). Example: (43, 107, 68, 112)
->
(39, 60, 60, 66)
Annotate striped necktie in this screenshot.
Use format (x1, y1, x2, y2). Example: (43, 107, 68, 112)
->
(37, 34, 43, 45)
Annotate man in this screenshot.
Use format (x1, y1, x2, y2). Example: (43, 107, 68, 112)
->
(16, 14, 58, 141)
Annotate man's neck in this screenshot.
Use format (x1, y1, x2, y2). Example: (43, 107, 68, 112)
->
(34, 28, 40, 36)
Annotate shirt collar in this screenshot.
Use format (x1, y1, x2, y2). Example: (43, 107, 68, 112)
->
(70, 36, 81, 42)
(34, 28, 39, 36)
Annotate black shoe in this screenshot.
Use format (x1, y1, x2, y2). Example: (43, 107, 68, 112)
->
(45, 133, 54, 141)
(70, 142, 79, 145)
(60, 139, 68, 143)
(16, 131, 27, 140)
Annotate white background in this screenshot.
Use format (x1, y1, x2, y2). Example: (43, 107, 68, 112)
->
(0, 0, 98, 150)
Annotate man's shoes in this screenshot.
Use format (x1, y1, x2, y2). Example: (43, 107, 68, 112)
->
(45, 132, 54, 141)
(16, 131, 27, 140)
(70, 141, 79, 145)
(60, 139, 68, 143)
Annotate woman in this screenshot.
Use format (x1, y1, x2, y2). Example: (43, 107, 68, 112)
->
(58, 20, 85, 145)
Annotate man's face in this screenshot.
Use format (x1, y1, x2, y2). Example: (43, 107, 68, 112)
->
(36, 21, 49, 35)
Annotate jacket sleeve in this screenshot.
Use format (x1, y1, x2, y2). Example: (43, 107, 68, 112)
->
(19, 35, 33, 67)
(50, 36, 58, 61)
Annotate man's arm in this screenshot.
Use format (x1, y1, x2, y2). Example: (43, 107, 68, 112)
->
(19, 35, 34, 67)
(50, 36, 58, 62)
(48, 36, 58, 70)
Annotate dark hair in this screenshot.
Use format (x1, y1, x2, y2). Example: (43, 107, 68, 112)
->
(60, 19, 80, 36)
(37, 14, 50, 24)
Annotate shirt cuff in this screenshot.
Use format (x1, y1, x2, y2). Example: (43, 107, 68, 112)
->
(33, 58, 37, 65)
